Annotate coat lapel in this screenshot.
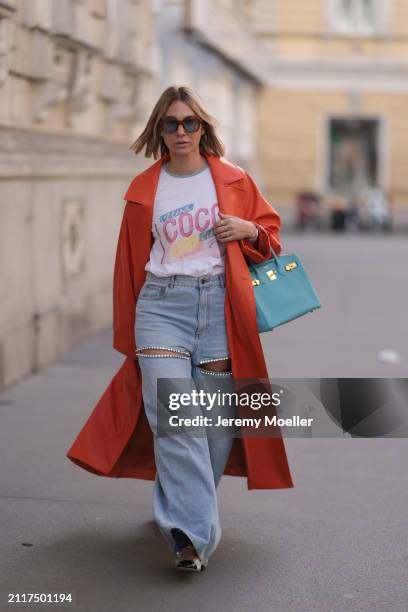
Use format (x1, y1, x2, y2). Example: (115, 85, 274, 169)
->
(124, 153, 247, 215)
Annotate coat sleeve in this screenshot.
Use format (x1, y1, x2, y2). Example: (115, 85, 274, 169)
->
(112, 202, 137, 359)
(237, 171, 282, 264)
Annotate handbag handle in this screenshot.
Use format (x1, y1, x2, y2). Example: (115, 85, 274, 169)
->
(248, 244, 284, 279)
(267, 245, 279, 264)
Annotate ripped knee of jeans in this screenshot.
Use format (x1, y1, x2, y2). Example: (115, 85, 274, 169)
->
(198, 356, 232, 376)
(135, 345, 190, 360)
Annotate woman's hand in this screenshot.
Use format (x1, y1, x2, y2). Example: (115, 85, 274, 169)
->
(213, 211, 257, 243)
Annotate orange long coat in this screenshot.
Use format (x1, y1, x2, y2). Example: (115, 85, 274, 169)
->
(66, 153, 294, 490)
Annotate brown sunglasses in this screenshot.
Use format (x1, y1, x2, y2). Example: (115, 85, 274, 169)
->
(160, 115, 203, 134)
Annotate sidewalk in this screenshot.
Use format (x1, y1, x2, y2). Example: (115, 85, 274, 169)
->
(1, 331, 407, 611)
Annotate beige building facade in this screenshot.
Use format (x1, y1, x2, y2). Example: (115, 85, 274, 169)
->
(251, 0, 408, 213)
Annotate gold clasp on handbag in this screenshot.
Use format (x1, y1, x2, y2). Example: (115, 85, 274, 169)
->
(252, 279, 260, 286)
(266, 270, 277, 281)
(285, 262, 297, 271)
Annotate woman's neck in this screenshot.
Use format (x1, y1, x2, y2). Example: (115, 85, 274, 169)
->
(166, 154, 207, 176)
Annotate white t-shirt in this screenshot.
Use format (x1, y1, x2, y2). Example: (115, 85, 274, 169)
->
(145, 160, 226, 277)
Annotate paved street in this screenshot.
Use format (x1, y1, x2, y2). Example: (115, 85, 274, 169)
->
(1, 233, 407, 612)
(266, 232, 407, 378)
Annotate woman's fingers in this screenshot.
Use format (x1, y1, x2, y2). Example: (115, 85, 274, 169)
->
(214, 226, 231, 236)
(216, 231, 234, 242)
(214, 217, 249, 241)
(214, 226, 231, 238)
(214, 221, 230, 231)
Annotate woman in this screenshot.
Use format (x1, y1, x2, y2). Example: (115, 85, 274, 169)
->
(66, 85, 294, 573)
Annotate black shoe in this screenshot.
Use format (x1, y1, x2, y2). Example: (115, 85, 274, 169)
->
(174, 545, 206, 572)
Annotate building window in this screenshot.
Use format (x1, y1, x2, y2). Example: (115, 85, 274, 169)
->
(332, 0, 380, 34)
(328, 118, 379, 193)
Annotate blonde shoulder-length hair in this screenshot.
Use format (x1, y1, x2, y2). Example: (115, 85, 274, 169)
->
(130, 85, 226, 160)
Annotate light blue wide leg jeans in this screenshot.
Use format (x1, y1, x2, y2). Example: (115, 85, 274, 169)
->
(135, 271, 235, 567)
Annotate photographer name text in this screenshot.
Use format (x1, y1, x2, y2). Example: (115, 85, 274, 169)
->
(168, 415, 314, 428)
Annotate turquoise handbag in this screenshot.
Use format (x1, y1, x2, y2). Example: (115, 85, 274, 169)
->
(248, 246, 321, 332)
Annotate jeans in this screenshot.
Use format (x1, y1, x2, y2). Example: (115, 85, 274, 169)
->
(135, 270, 235, 566)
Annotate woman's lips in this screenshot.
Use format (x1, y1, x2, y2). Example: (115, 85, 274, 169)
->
(175, 142, 189, 145)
